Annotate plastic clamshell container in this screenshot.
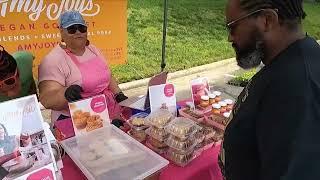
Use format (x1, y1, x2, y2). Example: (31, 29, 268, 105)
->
(165, 117, 201, 140)
(145, 137, 168, 155)
(147, 136, 168, 149)
(128, 129, 147, 143)
(166, 148, 198, 167)
(145, 127, 169, 141)
(145, 109, 173, 129)
(127, 112, 149, 131)
(61, 126, 169, 180)
(203, 114, 227, 131)
(165, 135, 198, 154)
(178, 107, 205, 123)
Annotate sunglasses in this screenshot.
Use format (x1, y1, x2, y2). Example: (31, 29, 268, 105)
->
(66, 24, 87, 34)
(0, 68, 19, 90)
(226, 9, 278, 34)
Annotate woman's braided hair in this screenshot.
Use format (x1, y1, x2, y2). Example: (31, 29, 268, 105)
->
(239, 0, 306, 30)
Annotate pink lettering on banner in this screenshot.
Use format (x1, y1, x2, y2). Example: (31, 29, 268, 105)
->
(27, 168, 54, 180)
(164, 84, 175, 97)
(0, 0, 101, 21)
(90, 95, 106, 113)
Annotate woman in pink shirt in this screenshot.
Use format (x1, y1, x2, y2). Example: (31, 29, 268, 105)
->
(38, 11, 127, 122)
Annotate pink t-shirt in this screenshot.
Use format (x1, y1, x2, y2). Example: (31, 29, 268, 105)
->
(38, 45, 110, 121)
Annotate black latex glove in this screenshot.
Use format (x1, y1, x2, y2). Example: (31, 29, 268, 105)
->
(115, 92, 128, 103)
(64, 85, 83, 102)
(111, 119, 124, 128)
(0, 167, 9, 179)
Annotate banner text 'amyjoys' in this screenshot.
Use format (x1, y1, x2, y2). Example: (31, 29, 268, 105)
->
(0, 0, 100, 21)
(0, 0, 128, 78)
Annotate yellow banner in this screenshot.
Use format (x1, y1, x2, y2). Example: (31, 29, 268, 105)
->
(0, 0, 127, 79)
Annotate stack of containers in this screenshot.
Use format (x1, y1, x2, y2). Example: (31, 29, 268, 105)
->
(127, 113, 150, 143)
(145, 109, 173, 154)
(165, 117, 201, 166)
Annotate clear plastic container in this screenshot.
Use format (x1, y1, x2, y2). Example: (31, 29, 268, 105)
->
(212, 128, 224, 142)
(212, 114, 227, 125)
(208, 94, 216, 105)
(128, 129, 147, 143)
(211, 103, 221, 115)
(218, 101, 227, 114)
(166, 148, 195, 167)
(61, 126, 169, 180)
(145, 109, 173, 128)
(165, 135, 197, 154)
(201, 126, 218, 145)
(194, 131, 206, 149)
(181, 108, 204, 119)
(224, 99, 234, 111)
(213, 91, 222, 102)
(200, 95, 210, 108)
(145, 127, 169, 141)
(127, 113, 149, 131)
(145, 139, 168, 154)
(165, 117, 200, 140)
(147, 136, 168, 149)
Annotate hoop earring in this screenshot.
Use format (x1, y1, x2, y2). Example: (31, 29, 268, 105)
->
(60, 40, 67, 49)
(86, 40, 90, 46)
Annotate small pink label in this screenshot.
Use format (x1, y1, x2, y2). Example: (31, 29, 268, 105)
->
(164, 84, 175, 97)
(90, 95, 107, 113)
(27, 168, 54, 180)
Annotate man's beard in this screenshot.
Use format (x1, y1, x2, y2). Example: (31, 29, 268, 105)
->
(233, 31, 265, 69)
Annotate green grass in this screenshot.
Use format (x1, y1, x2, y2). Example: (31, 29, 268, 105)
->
(111, 0, 320, 83)
(228, 68, 258, 87)
(303, 2, 320, 38)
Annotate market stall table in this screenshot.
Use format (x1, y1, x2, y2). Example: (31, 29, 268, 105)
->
(61, 144, 222, 180)
(60, 99, 223, 180)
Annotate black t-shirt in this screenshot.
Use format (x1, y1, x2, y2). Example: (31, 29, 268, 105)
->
(219, 37, 320, 180)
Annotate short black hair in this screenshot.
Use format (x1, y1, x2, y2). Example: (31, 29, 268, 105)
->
(0, 49, 17, 79)
(239, 0, 306, 29)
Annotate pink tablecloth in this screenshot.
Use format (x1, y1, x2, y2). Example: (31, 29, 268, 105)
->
(61, 155, 87, 180)
(61, 99, 223, 180)
(61, 145, 222, 180)
(160, 145, 222, 180)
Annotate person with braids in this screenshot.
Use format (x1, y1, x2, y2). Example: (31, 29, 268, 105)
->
(219, 0, 320, 180)
(0, 46, 36, 102)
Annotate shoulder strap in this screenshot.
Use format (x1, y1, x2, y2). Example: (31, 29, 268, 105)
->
(61, 44, 81, 66)
(86, 45, 99, 57)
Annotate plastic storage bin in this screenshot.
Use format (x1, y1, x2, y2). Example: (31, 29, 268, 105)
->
(61, 126, 169, 180)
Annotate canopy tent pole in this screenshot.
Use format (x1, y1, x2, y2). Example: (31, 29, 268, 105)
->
(161, 0, 168, 72)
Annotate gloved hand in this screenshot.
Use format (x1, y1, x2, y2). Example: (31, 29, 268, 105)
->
(111, 119, 124, 128)
(64, 85, 83, 102)
(115, 92, 128, 103)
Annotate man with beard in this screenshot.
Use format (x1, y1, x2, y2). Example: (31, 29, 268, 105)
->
(219, 0, 320, 180)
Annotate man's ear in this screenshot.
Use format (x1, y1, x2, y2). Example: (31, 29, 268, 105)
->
(260, 9, 279, 32)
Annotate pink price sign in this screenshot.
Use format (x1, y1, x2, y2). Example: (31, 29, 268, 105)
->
(90, 95, 107, 113)
(164, 84, 175, 97)
(27, 168, 54, 180)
